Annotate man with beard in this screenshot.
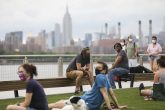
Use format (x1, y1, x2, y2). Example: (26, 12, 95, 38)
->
(66, 47, 94, 94)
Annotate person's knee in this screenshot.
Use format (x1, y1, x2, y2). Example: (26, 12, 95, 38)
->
(77, 71, 83, 78)
(6, 105, 12, 110)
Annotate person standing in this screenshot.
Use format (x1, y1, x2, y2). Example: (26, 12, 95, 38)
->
(120, 39, 127, 52)
(147, 36, 162, 72)
(108, 43, 129, 89)
(6, 63, 48, 110)
(126, 35, 139, 67)
(66, 47, 94, 94)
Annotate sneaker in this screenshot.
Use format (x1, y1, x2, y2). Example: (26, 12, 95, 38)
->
(74, 90, 80, 95)
(139, 83, 145, 96)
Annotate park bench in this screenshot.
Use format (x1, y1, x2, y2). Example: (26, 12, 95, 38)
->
(0, 73, 154, 98)
(115, 73, 154, 88)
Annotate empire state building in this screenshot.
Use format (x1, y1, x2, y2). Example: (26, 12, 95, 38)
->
(63, 5, 72, 46)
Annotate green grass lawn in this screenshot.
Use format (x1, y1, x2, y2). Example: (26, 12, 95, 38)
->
(0, 88, 164, 110)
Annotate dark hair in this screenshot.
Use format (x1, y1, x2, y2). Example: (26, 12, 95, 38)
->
(97, 61, 108, 74)
(114, 43, 122, 49)
(81, 47, 90, 55)
(157, 56, 165, 68)
(21, 63, 38, 78)
(152, 36, 157, 40)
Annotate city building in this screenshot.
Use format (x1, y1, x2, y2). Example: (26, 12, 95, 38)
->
(46, 31, 55, 50)
(63, 5, 72, 46)
(84, 33, 92, 46)
(38, 30, 47, 52)
(4, 31, 23, 52)
(26, 35, 41, 53)
(54, 23, 62, 47)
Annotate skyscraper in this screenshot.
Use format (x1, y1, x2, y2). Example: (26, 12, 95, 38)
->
(4, 31, 23, 52)
(55, 23, 62, 47)
(63, 5, 72, 46)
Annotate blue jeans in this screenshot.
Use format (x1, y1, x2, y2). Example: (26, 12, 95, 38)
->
(107, 68, 129, 89)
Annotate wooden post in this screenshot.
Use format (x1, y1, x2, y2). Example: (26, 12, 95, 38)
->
(58, 57, 63, 77)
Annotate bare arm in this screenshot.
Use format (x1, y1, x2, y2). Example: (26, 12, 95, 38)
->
(19, 93, 32, 107)
(76, 63, 84, 71)
(108, 88, 119, 107)
(100, 87, 112, 110)
(110, 56, 122, 69)
(108, 88, 127, 109)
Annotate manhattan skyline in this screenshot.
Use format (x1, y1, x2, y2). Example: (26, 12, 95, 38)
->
(0, 0, 165, 41)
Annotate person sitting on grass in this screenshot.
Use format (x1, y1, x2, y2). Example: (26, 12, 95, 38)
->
(49, 61, 127, 110)
(6, 63, 48, 110)
(139, 56, 165, 100)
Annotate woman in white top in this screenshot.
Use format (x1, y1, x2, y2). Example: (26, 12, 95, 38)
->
(147, 36, 162, 71)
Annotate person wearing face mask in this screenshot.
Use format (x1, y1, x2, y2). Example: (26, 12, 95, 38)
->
(66, 47, 94, 94)
(120, 39, 127, 52)
(108, 43, 129, 89)
(49, 61, 127, 110)
(139, 56, 165, 101)
(126, 35, 139, 67)
(147, 36, 162, 71)
(6, 63, 48, 110)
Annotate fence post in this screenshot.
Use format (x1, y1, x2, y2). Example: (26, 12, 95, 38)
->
(58, 57, 63, 77)
(139, 56, 143, 66)
(23, 56, 28, 64)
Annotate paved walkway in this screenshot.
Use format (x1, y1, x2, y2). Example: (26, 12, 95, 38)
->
(0, 81, 153, 99)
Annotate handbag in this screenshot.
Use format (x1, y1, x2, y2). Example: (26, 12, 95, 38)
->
(152, 83, 165, 101)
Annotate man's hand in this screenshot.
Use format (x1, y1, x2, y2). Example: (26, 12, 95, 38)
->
(117, 105, 127, 109)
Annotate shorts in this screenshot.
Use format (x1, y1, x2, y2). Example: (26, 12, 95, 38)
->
(66, 70, 84, 79)
(149, 55, 159, 61)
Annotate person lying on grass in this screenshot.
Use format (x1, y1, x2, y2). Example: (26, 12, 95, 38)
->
(139, 56, 165, 100)
(49, 61, 127, 110)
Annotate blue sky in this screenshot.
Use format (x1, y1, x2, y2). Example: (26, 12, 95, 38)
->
(0, 0, 165, 41)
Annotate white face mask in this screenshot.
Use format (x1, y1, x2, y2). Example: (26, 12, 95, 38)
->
(120, 42, 124, 46)
(129, 39, 133, 42)
(152, 40, 156, 44)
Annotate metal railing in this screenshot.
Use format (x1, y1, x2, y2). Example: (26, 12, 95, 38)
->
(0, 54, 164, 81)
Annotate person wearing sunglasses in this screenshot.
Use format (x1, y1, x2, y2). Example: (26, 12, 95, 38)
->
(6, 63, 48, 110)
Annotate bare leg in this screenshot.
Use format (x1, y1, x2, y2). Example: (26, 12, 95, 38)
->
(140, 89, 153, 96)
(48, 100, 66, 109)
(75, 71, 84, 91)
(66, 71, 84, 91)
(86, 71, 94, 87)
(6, 105, 26, 110)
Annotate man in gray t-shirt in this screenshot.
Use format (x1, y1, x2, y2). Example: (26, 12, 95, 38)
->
(107, 43, 130, 89)
(66, 47, 94, 94)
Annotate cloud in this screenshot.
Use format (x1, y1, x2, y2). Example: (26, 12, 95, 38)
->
(0, 0, 164, 40)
